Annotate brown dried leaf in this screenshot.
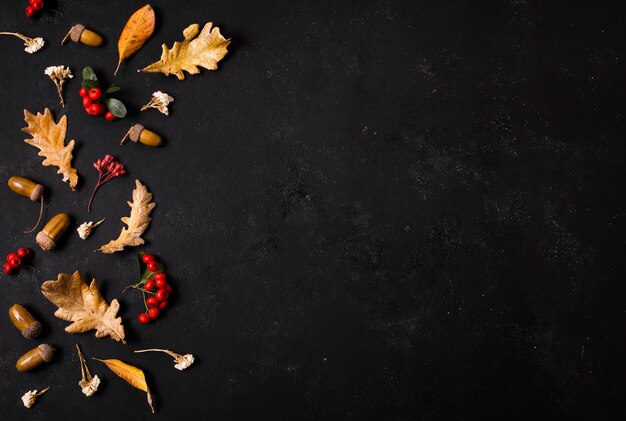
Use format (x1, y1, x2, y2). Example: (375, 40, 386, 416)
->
(41, 271, 126, 343)
(98, 180, 156, 254)
(22, 108, 78, 190)
(140, 22, 230, 80)
(115, 4, 156, 75)
(95, 358, 154, 413)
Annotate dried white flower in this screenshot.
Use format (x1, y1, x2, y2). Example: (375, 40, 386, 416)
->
(141, 91, 174, 115)
(0, 32, 45, 54)
(174, 354, 195, 371)
(21, 387, 50, 408)
(76, 345, 100, 397)
(44, 65, 73, 107)
(79, 375, 101, 396)
(77, 218, 105, 240)
(135, 348, 195, 371)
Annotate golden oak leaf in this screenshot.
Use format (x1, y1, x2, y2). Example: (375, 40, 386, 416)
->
(94, 359, 154, 413)
(140, 22, 230, 80)
(115, 4, 156, 75)
(41, 271, 126, 343)
(98, 179, 156, 254)
(22, 108, 78, 190)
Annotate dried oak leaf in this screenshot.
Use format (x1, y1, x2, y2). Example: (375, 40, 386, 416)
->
(41, 271, 126, 343)
(115, 4, 155, 75)
(22, 108, 78, 190)
(140, 22, 230, 80)
(98, 179, 155, 254)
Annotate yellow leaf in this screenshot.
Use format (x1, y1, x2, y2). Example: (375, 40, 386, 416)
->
(140, 22, 230, 80)
(41, 271, 126, 343)
(98, 180, 156, 254)
(22, 108, 78, 190)
(95, 358, 154, 413)
(115, 4, 156, 75)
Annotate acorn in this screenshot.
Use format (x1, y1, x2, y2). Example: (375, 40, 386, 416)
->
(9, 304, 42, 339)
(36, 213, 70, 251)
(121, 124, 162, 147)
(7, 176, 45, 232)
(61, 24, 103, 47)
(16, 344, 55, 372)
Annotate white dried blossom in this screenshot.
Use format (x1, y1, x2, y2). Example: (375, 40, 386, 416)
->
(21, 387, 50, 408)
(141, 91, 174, 115)
(135, 348, 195, 371)
(79, 375, 101, 396)
(44, 65, 73, 107)
(77, 219, 105, 240)
(174, 354, 195, 371)
(0, 32, 45, 54)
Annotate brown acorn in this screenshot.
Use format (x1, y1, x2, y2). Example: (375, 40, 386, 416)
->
(16, 344, 55, 372)
(121, 124, 162, 147)
(9, 304, 42, 339)
(7, 176, 45, 232)
(36, 213, 70, 251)
(61, 24, 103, 47)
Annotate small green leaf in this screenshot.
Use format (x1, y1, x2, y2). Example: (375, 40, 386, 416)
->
(106, 85, 121, 94)
(105, 98, 127, 118)
(81, 79, 100, 90)
(82, 66, 98, 81)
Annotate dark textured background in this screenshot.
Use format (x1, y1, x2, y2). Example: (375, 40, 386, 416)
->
(0, 0, 624, 419)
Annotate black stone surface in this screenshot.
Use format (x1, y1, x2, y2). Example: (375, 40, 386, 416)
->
(0, 0, 624, 419)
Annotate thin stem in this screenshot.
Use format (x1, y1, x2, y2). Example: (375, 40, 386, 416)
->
(87, 173, 103, 212)
(24, 195, 44, 233)
(35, 386, 51, 397)
(23, 265, 40, 273)
(0, 32, 27, 42)
(55, 80, 65, 107)
(142, 290, 149, 312)
(134, 349, 182, 359)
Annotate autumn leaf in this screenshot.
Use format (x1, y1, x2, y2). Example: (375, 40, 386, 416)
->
(22, 108, 78, 190)
(95, 358, 154, 413)
(98, 180, 156, 254)
(140, 22, 230, 80)
(41, 271, 126, 343)
(115, 4, 155, 75)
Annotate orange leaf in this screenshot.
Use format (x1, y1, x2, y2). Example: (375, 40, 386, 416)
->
(95, 358, 154, 413)
(115, 4, 155, 75)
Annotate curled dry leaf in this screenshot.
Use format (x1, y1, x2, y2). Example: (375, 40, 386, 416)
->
(140, 22, 230, 80)
(115, 4, 155, 75)
(41, 271, 126, 343)
(22, 109, 78, 190)
(98, 180, 156, 254)
(94, 358, 154, 413)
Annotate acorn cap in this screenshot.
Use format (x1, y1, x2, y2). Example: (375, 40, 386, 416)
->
(129, 124, 144, 143)
(30, 184, 44, 202)
(22, 321, 43, 339)
(38, 344, 54, 362)
(69, 24, 85, 43)
(36, 232, 56, 251)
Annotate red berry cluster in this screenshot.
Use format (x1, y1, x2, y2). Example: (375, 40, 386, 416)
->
(80, 87, 116, 121)
(3, 248, 31, 275)
(137, 254, 173, 324)
(25, 0, 44, 18)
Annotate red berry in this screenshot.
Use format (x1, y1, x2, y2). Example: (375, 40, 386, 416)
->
(8, 256, 21, 269)
(17, 248, 31, 258)
(2, 263, 13, 275)
(138, 313, 150, 324)
(144, 279, 155, 291)
(156, 288, 169, 301)
(32, 1, 44, 11)
(165, 284, 172, 293)
(88, 87, 103, 101)
(142, 254, 155, 263)
(79, 87, 88, 97)
(25, 5, 35, 17)
(147, 261, 159, 272)
(146, 296, 159, 307)
(148, 307, 160, 319)
(7, 252, 19, 262)
(105, 111, 116, 121)
(29, 0, 39, 4)
(155, 278, 167, 289)
(158, 300, 168, 309)
(154, 273, 166, 281)
(82, 97, 92, 108)
(89, 103, 105, 116)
